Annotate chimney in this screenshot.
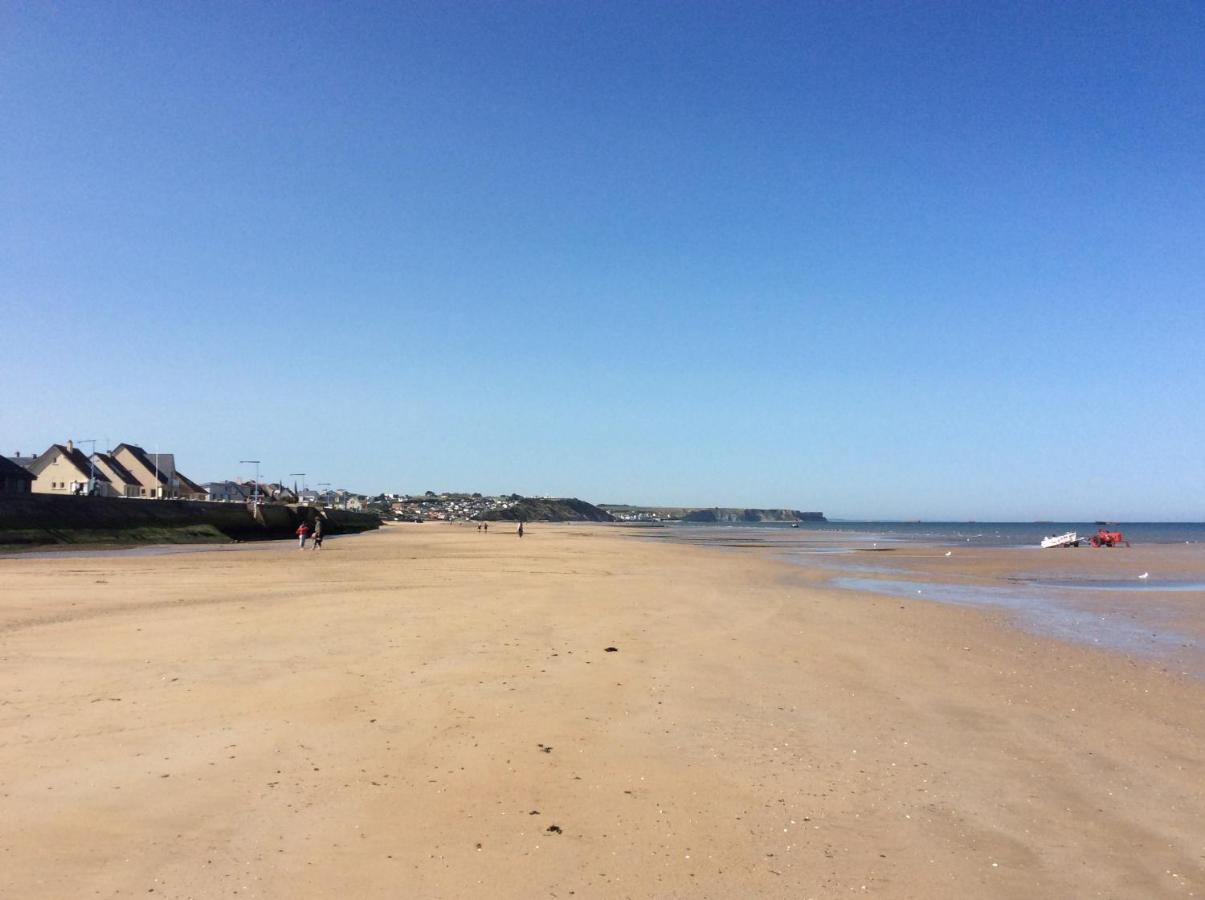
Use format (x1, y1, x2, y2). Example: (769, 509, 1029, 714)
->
(66, 440, 74, 452)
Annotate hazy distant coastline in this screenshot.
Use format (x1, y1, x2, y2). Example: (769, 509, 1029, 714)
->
(601, 505, 825, 523)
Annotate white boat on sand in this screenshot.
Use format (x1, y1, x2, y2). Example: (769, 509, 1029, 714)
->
(1041, 531, 1081, 549)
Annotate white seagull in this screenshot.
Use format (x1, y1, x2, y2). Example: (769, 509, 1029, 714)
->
(944, 551, 952, 557)
(1138, 572, 1149, 579)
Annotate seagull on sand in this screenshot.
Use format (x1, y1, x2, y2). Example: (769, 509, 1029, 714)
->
(1138, 572, 1149, 579)
(944, 551, 952, 557)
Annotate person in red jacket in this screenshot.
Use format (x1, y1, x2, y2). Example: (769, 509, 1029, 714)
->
(296, 522, 310, 549)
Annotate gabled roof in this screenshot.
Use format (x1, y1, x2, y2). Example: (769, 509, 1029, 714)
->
(176, 470, 205, 494)
(31, 445, 111, 483)
(112, 444, 203, 493)
(0, 456, 35, 481)
(203, 481, 247, 497)
(91, 452, 141, 488)
(112, 443, 168, 484)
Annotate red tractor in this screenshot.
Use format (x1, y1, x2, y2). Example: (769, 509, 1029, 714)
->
(1089, 529, 1130, 548)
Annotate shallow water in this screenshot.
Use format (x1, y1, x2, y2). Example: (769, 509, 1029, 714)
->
(829, 575, 1200, 668)
(662, 520, 1205, 547)
(1014, 578, 1205, 593)
(648, 526, 1205, 669)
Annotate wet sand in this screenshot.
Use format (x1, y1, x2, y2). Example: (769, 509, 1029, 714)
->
(1, 523, 1202, 898)
(795, 541, 1205, 677)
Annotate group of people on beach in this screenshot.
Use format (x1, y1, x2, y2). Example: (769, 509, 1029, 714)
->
(296, 518, 524, 549)
(475, 520, 525, 537)
(295, 519, 323, 550)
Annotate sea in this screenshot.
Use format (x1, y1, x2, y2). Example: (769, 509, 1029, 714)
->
(657, 520, 1205, 548)
(639, 520, 1205, 673)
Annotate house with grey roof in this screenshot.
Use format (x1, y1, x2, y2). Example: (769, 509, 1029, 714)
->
(264, 483, 298, 503)
(26, 442, 115, 496)
(110, 443, 206, 500)
(90, 452, 143, 498)
(204, 481, 248, 503)
(8, 451, 38, 471)
(0, 455, 35, 494)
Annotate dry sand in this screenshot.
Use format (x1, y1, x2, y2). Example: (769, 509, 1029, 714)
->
(0, 523, 1202, 898)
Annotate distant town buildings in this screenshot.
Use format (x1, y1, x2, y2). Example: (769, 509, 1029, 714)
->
(263, 483, 299, 504)
(385, 493, 516, 522)
(202, 481, 249, 503)
(197, 481, 372, 511)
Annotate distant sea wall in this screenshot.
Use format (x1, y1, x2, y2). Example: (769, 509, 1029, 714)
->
(0, 495, 380, 548)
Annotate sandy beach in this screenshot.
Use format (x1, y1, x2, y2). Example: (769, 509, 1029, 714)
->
(1, 523, 1202, 899)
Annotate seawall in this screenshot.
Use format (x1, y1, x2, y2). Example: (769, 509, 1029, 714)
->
(0, 494, 380, 548)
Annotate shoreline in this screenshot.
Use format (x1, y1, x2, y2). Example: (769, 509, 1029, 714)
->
(635, 524, 1205, 676)
(632, 520, 1205, 548)
(1, 522, 1202, 897)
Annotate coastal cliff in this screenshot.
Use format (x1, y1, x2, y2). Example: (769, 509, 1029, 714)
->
(680, 508, 827, 523)
(599, 504, 826, 523)
(480, 497, 615, 523)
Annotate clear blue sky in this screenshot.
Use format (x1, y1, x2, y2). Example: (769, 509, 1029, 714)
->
(2, 2, 1202, 519)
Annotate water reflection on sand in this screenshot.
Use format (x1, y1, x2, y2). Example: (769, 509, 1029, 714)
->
(647, 525, 1205, 675)
(829, 575, 1200, 664)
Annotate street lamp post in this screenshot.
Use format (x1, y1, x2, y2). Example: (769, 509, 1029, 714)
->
(289, 472, 307, 499)
(318, 482, 331, 505)
(76, 439, 97, 495)
(239, 460, 261, 505)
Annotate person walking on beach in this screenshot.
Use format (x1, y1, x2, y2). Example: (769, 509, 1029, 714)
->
(296, 522, 310, 549)
(517, 521, 524, 538)
(483, 522, 488, 532)
(312, 518, 323, 550)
